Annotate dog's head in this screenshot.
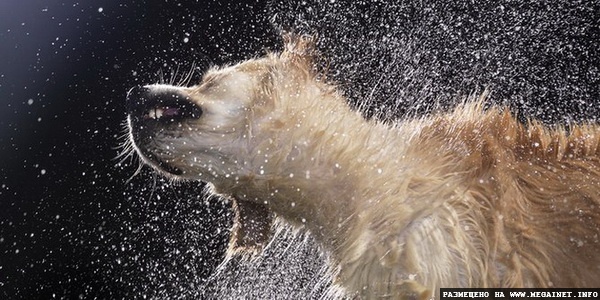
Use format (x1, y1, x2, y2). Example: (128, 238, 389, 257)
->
(125, 34, 318, 254)
(125, 69, 260, 179)
(126, 34, 316, 180)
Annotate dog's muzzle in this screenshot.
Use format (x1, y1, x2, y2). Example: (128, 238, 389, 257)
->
(126, 85, 203, 175)
(126, 85, 203, 124)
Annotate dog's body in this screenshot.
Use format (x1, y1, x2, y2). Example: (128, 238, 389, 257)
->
(125, 35, 600, 299)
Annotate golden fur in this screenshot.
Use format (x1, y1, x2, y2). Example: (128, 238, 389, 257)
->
(126, 34, 600, 299)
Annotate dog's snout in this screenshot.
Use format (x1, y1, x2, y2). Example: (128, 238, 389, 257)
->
(126, 85, 203, 123)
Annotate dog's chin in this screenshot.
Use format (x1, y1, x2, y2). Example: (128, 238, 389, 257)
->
(137, 147, 184, 176)
(151, 158, 184, 176)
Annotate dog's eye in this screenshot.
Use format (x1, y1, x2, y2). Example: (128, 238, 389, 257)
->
(200, 80, 216, 91)
(198, 73, 225, 91)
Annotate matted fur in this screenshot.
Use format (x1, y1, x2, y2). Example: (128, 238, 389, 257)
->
(126, 34, 600, 299)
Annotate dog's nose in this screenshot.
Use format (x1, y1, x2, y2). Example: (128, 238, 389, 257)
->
(125, 85, 203, 123)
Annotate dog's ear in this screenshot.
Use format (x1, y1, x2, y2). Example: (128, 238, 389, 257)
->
(281, 32, 317, 64)
(226, 198, 273, 258)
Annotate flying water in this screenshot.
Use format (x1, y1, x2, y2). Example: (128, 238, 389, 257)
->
(117, 0, 598, 299)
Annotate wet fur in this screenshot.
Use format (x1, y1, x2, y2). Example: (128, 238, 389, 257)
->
(127, 34, 600, 299)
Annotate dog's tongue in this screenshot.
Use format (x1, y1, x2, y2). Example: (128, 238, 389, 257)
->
(162, 107, 181, 117)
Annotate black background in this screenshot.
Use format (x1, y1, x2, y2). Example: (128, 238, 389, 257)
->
(1, 1, 277, 299)
(1, 0, 598, 299)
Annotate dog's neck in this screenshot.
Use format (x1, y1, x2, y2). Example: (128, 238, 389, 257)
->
(221, 89, 437, 258)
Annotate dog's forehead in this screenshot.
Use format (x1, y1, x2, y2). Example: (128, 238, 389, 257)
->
(235, 57, 272, 72)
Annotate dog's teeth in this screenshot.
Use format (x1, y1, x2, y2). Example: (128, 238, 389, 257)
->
(147, 108, 164, 119)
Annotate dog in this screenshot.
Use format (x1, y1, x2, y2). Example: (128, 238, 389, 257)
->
(124, 34, 600, 299)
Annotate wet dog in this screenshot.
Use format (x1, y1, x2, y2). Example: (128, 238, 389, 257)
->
(124, 34, 600, 299)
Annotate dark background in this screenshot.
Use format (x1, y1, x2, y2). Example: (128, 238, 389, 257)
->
(1, 0, 598, 299)
(0, 1, 277, 299)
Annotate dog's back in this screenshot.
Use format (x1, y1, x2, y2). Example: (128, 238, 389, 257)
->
(420, 103, 600, 288)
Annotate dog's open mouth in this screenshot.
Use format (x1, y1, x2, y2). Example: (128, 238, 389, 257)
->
(126, 85, 203, 175)
(127, 85, 203, 124)
(144, 106, 185, 120)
